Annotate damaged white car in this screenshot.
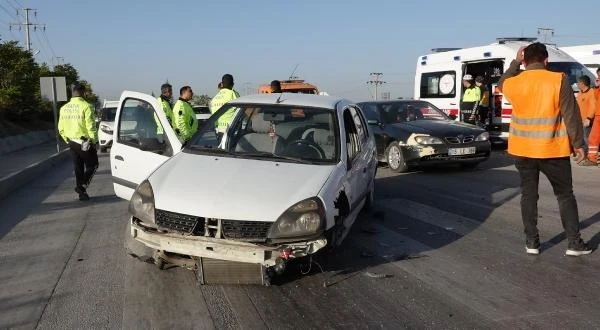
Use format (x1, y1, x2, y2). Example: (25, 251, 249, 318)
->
(110, 92, 377, 285)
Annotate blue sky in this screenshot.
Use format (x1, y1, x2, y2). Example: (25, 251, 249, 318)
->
(1, 0, 599, 101)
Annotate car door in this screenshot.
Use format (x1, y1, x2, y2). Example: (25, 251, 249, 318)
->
(349, 106, 376, 193)
(110, 91, 182, 200)
(341, 106, 369, 213)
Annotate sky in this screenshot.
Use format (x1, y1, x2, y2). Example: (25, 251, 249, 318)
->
(1, 0, 599, 102)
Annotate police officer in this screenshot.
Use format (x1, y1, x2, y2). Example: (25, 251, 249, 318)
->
(210, 74, 240, 139)
(499, 43, 591, 256)
(58, 83, 99, 201)
(172, 86, 198, 142)
(475, 76, 490, 127)
(271, 80, 282, 93)
(157, 83, 174, 127)
(460, 74, 481, 124)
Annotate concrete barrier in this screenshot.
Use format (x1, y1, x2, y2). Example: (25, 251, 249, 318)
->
(0, 149, 70, 201)
(0, 130, 56, 155)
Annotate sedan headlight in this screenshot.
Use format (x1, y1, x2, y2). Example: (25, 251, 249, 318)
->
(268, 198, 325, 239)
(129, 180, 155, 224)
(414, 135, 444, 145)
(100, 124, 113, 134)
(475, 132, 489, 141)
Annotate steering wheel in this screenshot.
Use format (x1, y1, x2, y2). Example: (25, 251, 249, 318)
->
(301, 128, 317, 140)
(281, 139, 326, 160)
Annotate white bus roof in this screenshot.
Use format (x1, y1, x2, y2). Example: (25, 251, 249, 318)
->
(418, 41, 575, 65)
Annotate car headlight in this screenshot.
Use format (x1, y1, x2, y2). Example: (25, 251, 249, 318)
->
(100, 124, 113, 134)
(129, 180, 155, 224)
(268, 198, 325, 239)
(414, 135, 444, 145)
(475, 132, 489, 141)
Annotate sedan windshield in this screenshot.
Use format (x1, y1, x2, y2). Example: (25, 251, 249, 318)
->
(188, 104, 339, 164)
(361, 101, 448, 124)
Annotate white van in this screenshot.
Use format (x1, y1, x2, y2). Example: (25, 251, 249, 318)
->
(414, 37, 596, 144)
(98, 100, 119, 152)
(560, 44, 600, 77)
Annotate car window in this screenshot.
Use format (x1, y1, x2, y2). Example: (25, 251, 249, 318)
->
(358, 103, 381, 123)
(188, 104, 339, 163)
(101, 107, 117, 121)
(376, 102, 447, 123)
(193, 106, 211, 115)
(343, 109, 361, 160)
(117, 98, 167, 151)
(349, 106, 368, 140)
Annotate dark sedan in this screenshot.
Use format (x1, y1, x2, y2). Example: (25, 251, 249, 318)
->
(357, 100, 491, 172)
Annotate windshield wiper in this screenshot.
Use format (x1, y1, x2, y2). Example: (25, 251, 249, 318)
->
(187, 146, 237, 156)
(240, 151, 321, 164)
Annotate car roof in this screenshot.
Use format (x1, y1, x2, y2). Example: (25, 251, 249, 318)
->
(230, 93, 352, 110)
(357, 99, 425, 104)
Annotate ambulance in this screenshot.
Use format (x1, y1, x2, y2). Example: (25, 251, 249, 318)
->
(414, 37, 596, 144)
(559, 44, 600, 77)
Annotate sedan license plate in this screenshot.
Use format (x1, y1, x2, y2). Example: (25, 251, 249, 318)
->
(448, 147, 476, 156)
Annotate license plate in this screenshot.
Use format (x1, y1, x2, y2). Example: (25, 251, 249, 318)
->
(448, 147, 476, 156)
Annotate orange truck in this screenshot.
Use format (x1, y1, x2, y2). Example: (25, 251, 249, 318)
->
(258, 79, 319, 94)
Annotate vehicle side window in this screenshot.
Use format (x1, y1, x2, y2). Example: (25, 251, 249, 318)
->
(343, 109, 361, 160)
(117, 98, 167, 152)
(420, 70, 456, 98)
(360, 104, 381, 123)
(350, 106, 368, 139)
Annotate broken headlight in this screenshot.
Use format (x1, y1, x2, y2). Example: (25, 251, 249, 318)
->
(414, 135, 444, 145)
(268, 198, 325, 239)
(129, 180, 155, 224)
(475, 132, 489, 141)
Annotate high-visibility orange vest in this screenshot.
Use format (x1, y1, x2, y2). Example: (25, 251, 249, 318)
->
(503, 70, 571, 158)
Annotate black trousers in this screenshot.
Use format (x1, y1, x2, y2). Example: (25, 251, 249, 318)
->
(514, 157, 581, 242)
(69, 141, 99, 188)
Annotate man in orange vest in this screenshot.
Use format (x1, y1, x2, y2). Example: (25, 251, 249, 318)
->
(579, 75, 600, 165)
(499, 42, 592, 257)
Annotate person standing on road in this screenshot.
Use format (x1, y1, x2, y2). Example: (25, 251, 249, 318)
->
(460, 74, 481, 125)
(157, 83, 174, 128)
(580, 74, 600, 166)
(58, 83, 99, 201)
(210, 74, 240, 139)
(498, 42, 592, 256)
(172, 86, 198, 142)
(576, 76, 596, 157)
(270, 80, 282, 93)
(475, 76, 490, 127)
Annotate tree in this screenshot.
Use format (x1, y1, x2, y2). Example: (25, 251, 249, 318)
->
(191, 94, 212, 106)
(78, 80, 99, 108)
(0, 41, 41, 120)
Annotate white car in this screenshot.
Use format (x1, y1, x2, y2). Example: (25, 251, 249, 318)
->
(98, 100, 119, 152)
(110, 91, 377, 284)
(193, 105, 211, 126)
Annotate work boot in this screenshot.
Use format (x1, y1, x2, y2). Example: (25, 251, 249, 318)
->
(525, 236, 540, 255)
(75, 186, 90, 201)
(566, 239, 592, 257)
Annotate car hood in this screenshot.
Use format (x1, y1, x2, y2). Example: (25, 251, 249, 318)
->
(391, 120, 485, 137)
(149, 152, 336, 222)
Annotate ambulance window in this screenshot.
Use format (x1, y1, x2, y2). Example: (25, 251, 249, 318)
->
(420, 71, 456, 98)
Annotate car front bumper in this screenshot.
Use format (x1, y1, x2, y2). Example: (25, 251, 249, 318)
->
(129, 218, 327, 267)
(404, 141, 491, 166)
(98, 130, 113, 147)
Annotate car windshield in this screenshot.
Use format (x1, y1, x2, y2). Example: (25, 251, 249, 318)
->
(548, 61, 597, 89)
(187, 104, 339, 164)
(101, 107, 117, 121)
(193, 106, 211, 114)
(360, 101, 448, 124)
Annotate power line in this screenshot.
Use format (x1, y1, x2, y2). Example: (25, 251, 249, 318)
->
(9, 8, 45, 52)
(41, 28, 57, 58)
(33, 29, 51, 63)
(366, 72, 386, 100)
(11, 0, 24, 8)
(0, 3, 18, 20)
(4, 0, 18, 11)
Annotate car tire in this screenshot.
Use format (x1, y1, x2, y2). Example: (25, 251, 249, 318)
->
(124, 221, 155, 263)
(386, 142, 408, 173)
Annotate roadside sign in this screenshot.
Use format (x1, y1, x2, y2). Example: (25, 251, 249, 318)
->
(40, 76, 67, 153)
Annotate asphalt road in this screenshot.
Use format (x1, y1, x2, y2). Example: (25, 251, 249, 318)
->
(0, 151, 599, 329)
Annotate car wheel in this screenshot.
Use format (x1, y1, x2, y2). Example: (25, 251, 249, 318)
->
(124, 222, 155, 263)
(386, 142, 408, 173)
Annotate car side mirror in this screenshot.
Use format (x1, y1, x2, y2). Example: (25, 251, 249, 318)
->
(448, 114, 457, 120)
(139, 138, 166, 154)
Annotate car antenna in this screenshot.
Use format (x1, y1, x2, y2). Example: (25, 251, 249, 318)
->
(289, 63, 300, 80)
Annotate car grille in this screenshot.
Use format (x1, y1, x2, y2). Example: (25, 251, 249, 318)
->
(154, 210, 271, 241)
(155, 209, 204, 234)
(445, 135, 474, 144)
(222, 220, 272, 240)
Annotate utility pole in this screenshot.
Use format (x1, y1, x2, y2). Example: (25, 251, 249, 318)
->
(10, 8, 45, 52)
(366, 72, 386, 100)
(537, 27, 554, 44)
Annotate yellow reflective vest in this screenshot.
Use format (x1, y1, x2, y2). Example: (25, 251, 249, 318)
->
(58, 96, 98, 144)
(172, 98, 198, 141)
(210, 88, 240, 132)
